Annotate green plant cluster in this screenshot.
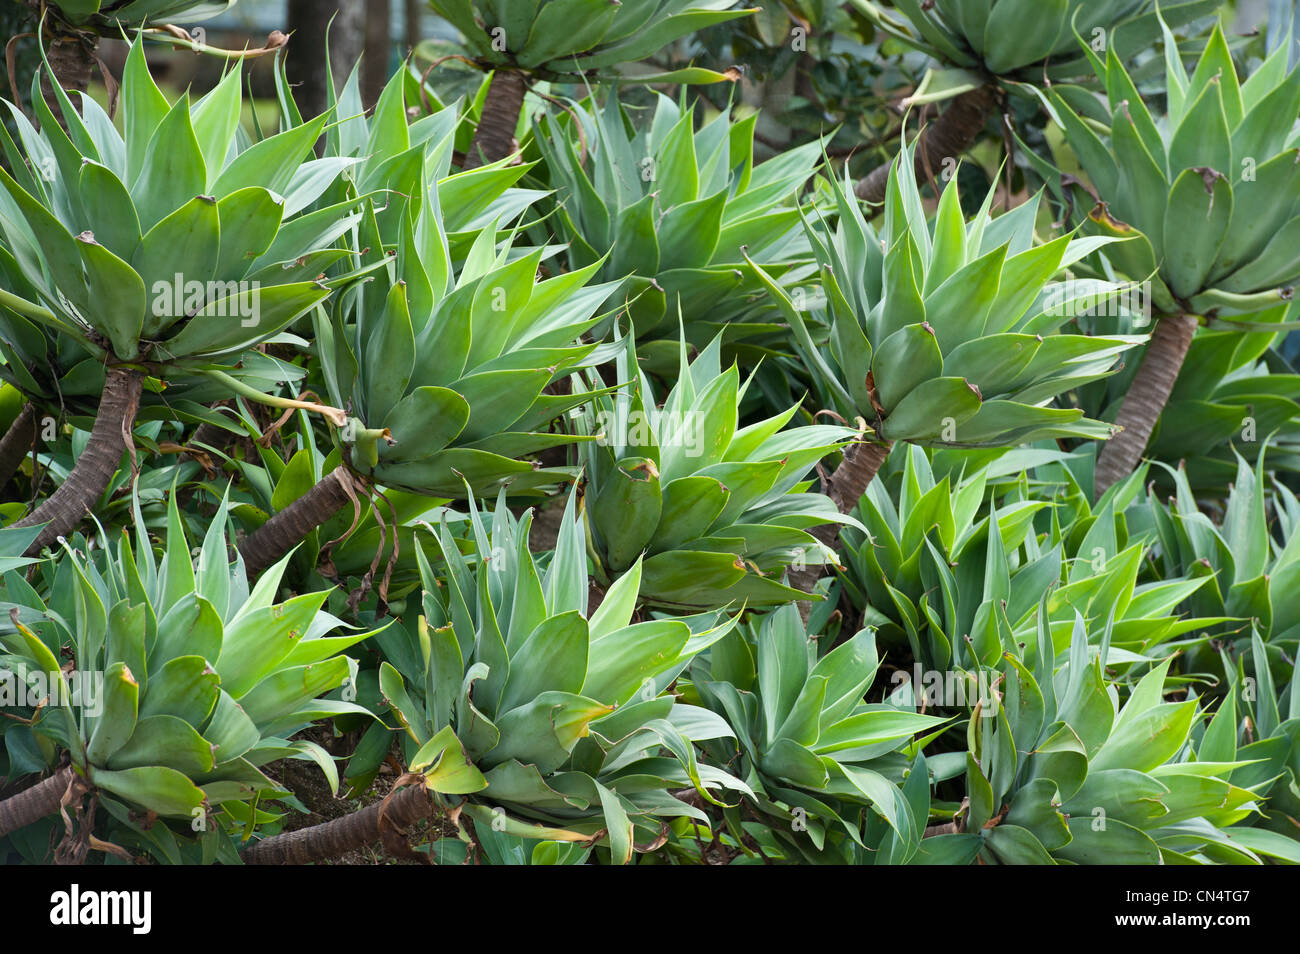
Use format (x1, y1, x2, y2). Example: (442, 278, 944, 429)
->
(0, 0, 1298, 868)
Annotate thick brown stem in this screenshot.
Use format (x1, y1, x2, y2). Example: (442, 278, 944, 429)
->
(183, 399, 245, 465)
(237, 465, 357, 578)
(241, 781, 433, 864)
(0, 765, 75, 837)
(0, 402, 38, 490)
(923, 821, 958, 838)
(790, 440, 892, 614)
(14, 367, 141, 556)
(185, 409, 243, 473)
(463, 69, 526, 170)
(1093, 314, 1199, 499)
(825, 439, 892, 516)
(855, 86, 1000, 205)
(44, 32, 96, 96)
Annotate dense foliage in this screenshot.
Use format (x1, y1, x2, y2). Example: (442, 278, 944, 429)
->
(1, 0, 1298, 867)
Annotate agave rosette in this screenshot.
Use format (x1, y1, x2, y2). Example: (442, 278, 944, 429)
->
(534, 92, 821, 338)
(1050, 20, 1300, 318)
(426, 0, 755, 80)
(314, 176, 622, 498)
(753, 152, 1140, 452)
(0, 491, 376, 847)
(308, 66, 617, 498)
(690, 605, 950, 862)
(0, 42, 357, 376)
(841, 447, 1226, 673)
(42, 0, 236, 29)
(576, 332, 858, 610)
(320, 65, 548, 259)
(1205, 634, 1300, 856)
(1133, 450, 1300, 682)
(857, 0, 1219, 90)
(919, 611, 1271, 865)
(374, 491, 748, 862)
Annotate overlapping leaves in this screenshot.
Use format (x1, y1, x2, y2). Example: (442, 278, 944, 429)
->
(374, 490, 748, 861)
(0, 43, 355, 372)
(577, 331, 856, 609)
(753, 153, 1139, 449)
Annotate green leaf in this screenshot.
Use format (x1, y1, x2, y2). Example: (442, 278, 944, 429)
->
(924, 244, 1008, 350)
(1053, 816, 1161, 864)
(380, 387, 470, 460)
(1091, 700, 1198, 773)
(140, 656, 220, 727)
(134, 195, 222, 338)
(1162, 169, 1232, 300)
(213, 187, 284, 280)
(873, 323, 944, 413)
(107, 714, 215, 775)
(484, 691, 613, 774)
(593, 457, 662, 573)
(611, 193, 660, 278)
(212, 115, 328, 200)
(499, 611, 589, 712)
(362, 281, 416, 425)
(130, 97, 207, 233)
(216, 592, 327, 698)
(78, 162, 142, 261)
(85, 661, 140, 766)
(584, 619, 691, 706)
(410, 726, 488, 795)
(122, 37, 171, 187)
(984, 824, 1055, 864)
(588, 557, 642, 640)
(981, 0, 1068, 73)
(77, 234, 145, 360)
(92, 765, 205, 818)
(1168, 79, 1233, 182)
(190, 64, 244, 189)
(880, 378, 982, 442)
(159, 282, 330, 360)
(657, 191, 727, 271)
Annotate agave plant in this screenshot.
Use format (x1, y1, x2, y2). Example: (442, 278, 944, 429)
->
(848, 0, 1219, 203)
(576, 332, 856, 610)
(839, 445, 1225, 674)
(239, 168, 620, 577)
(752, 152, 1140, 589)
(533, 92, 822, 337)
(1208, 634, 1300, 856)
(689, 605, 949, 863)
(920, 612, 1270, 865)
(1135, 450, 1300, 682)
(0, 492, 374, 860)
(244, 492, 748, 864)
(316, 64, 547, 261)
(426, 0, 755, 168)
(0, 44, 362, 555)
(1047, 21, 1300, 494)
